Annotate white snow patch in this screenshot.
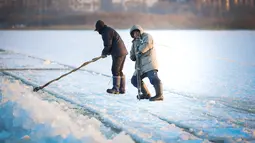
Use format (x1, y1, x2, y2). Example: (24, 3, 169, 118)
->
(43, 59, 51, 65)
(0, 79, 134, 143)
(197, 130, 204, 136)
(21, 135, 30, 140)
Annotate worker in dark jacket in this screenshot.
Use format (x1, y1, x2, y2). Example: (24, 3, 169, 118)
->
(94, 20, 128, 94)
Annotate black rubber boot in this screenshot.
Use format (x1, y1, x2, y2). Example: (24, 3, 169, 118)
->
(119, 75, 125, 94)
(137, 82, 151, 99)
(149, 82, 164, 101)
(107, 76, 120, 94)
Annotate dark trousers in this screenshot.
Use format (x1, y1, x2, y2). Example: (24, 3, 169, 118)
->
(111, 56, 126, 76)
(131, 70, 161, 87)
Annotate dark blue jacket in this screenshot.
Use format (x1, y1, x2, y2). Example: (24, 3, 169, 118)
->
(99, 26, 128, 57)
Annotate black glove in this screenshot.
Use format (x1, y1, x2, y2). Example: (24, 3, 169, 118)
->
(130, 55, 136, 61)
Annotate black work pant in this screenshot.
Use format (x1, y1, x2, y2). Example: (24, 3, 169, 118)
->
(111, 56, 126, 76)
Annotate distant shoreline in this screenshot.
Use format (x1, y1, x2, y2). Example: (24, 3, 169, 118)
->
(2, 26, 255, 31)
(1, 12, 255, 30)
